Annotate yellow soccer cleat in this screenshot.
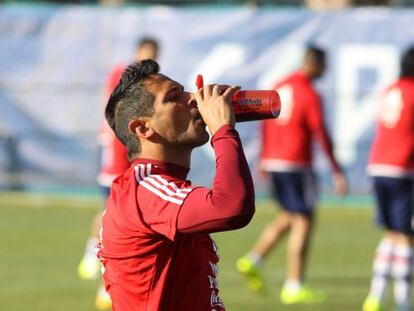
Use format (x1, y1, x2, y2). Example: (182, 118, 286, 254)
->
(95, 286, 112, 310)
(362, 296, 384, 311)
(235, 256, 267, 294)
(77, 256, 101, 280)
(280, 286, 326, 305)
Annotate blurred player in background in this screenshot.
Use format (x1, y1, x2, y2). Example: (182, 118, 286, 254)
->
(77, 37, 159, 310)
(236, 46, 348, 304)
(363, 46, 414, 311)
(97, 59, 255, 310)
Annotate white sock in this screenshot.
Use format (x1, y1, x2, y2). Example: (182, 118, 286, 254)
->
(391, 244, 412, 311)
(97, 285, 111, 299)
(247, 251, 263, 266)
(368, 238, 394, 302)
(284, 279, 302, 293)
(84, 237, 99, 260)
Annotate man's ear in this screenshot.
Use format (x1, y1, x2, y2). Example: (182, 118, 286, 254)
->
(128, 118, 154, 139)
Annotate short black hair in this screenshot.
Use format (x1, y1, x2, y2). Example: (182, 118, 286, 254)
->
(105, 59, 160, 159)
(136, 37, 159, 50)
(305, 45, 326, 65)
(401, 46, 414, 78)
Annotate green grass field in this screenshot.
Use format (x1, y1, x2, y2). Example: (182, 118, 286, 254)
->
(0, 191, 398, 311)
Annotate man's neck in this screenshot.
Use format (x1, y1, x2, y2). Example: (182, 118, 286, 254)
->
(138, 144, 192, 168)
(300, 67, 314, 81)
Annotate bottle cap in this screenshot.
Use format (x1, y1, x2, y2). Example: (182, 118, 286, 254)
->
(196, 74, 204, 90)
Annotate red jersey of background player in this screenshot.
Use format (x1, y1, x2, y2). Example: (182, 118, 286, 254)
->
(97, 65, 130, 187)
(368, 77, 414, 177)
(260, 70, 341, 173)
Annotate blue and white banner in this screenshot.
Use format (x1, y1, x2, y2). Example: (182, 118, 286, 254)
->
(1, 6, 413, 193)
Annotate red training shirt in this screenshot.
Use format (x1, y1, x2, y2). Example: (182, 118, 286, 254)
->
(260, 70, 341, 173)
(97, 65, 130, 187)
(368, 77, 414, 177)
(97, 125, 255, 311)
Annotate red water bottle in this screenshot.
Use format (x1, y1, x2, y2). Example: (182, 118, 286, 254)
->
(196, 74, 281, 122)
(231, 90, 281, 122)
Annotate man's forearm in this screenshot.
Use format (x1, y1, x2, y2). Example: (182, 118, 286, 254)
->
(177, 125, 255, 233)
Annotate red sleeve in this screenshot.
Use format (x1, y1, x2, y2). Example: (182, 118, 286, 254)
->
(177, 125, 255, 234)
(307, 93, 342, 173)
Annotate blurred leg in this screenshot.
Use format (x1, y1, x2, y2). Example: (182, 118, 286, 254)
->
(90, 210, 103, 239)
(236, 210, 292, 294)
(365, 233, 395, 308)
(286, 213, 313, 282)
(363, 177, 393, 311)
(388, 178, 414, 311)
(252, 210, 292, 260)
(95, 282, 112, 310)
(391, 233, 413, 311)
(280, 213, 325, 304)
(78, 210, 103, 280)
(79, 186, 109, 280)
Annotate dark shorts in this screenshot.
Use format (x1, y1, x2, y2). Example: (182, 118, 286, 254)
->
(270, 171, 317, 216)
(100, 185, 111, 210)
(373, 176, 414, 235)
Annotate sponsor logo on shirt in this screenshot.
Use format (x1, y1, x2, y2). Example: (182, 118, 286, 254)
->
(211, 238, 220, 258)
(209, 261, 219, 276)
(208, 275, 218, 289)
(208, 259, 224, 309)
(210, 291, 225, 308)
